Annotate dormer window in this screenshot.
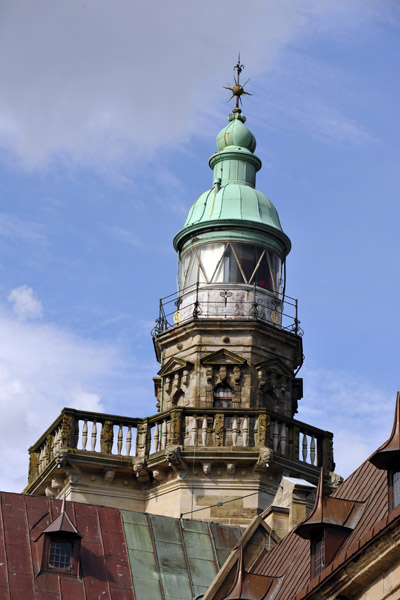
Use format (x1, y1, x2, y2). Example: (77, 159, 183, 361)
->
(295, 469, 364, 580)
(390, 470, 400, 510)
(369, 393, 400, 511)
(312, 536, 324, 576)
(48, 539, 73, 570)
(35, 498, 81, 577)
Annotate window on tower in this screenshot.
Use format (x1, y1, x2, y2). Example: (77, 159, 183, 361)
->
(179, 242, 282, 293)
(214, 384, 233, 428)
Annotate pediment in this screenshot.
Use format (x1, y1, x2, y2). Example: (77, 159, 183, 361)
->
(200, 349, 246, 366)
(255, 358, 293, 378)
(158, 358, 193, 377)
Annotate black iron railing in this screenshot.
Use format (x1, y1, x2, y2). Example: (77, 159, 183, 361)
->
(154, 282, 302, 336)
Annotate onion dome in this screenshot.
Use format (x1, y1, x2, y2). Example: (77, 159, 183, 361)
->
(173, 108, 291, 259)
(216, 108, 256, 152)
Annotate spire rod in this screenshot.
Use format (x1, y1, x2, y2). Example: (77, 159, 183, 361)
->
(224, 54, 252, 110)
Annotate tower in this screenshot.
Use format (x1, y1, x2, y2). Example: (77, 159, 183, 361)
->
(25, 66, 334, 526)
(149, 66, 334, 523)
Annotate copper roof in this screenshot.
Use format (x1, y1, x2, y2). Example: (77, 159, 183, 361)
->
(370, 391, 400, 470)
(40, 497, 81, 538)
(295, 468, 364, 539)
(247, 458, 390, 599)
(0, 492, 242, 599)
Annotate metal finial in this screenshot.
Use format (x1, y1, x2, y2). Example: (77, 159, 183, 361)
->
(223, 54, 252, 109)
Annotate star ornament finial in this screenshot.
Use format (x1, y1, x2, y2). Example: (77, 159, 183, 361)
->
(223, 54, 252, 109)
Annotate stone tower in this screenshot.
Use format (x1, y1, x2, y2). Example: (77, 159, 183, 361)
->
(25, 78, 334, 526)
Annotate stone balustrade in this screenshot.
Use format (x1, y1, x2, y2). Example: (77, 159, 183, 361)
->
(27, 406, 334, 486)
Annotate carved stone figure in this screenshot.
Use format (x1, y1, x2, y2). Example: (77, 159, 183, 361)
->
(100, 421, 114, 454)
(255, 447, 273, 471)
(257, 413, 270, 447)
(166, 446, 188, 479)
(214, 413, 225, 447)
(103, 470, 115, 486)
(132, 459, 146, 477)
(169, 411, 182, 446)
(60, 413, 73, 449)
(152, 469, 166, 482)
(226, 463, 235, 478)
(202, 462, 211, 477)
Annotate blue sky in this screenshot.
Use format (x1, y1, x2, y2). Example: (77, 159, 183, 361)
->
(0, 0, 399, 491)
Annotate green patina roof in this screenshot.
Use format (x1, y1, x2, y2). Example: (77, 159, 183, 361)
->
(216, 111, 256, 152)
(121, 509, 242, 600)
(184, 185, 281, 230)
(174, 109, 291, 258)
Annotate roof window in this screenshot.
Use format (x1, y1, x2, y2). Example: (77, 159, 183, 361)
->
(35, 497, 81, 577)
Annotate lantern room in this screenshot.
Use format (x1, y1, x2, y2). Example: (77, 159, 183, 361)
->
(172, 107, 291, 325)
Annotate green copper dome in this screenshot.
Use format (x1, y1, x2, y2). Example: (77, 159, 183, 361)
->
(173, 109, 291, 258)
(216, 111, 256, 152)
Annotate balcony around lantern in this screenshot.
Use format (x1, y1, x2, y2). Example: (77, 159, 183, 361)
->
(155, 281, 301, 336)
(153, 240, 301, 334)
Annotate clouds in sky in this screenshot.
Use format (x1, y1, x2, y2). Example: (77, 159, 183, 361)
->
(0, 0, 387, 170)
(8, 285, 43, 320)
(0, 0, 397, 493)
(298, 365, 394, 477)
(0, 288, 127, 492)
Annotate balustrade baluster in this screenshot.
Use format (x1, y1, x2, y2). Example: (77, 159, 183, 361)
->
(310, 436, 316, 465)
(191, 416, 198, 446)
(243, 417, 249, 447)
(201, 416, 208, 446)
(53, 428, 60, 454)
(161, 420, 167, 450)
(281, 423, 287, 455)
(273, 421, 279, 452)
(154, 424, 160, 452)
(145, 423, 152, 456)
(184, 418, 190, 446)
(38, 448, 43, 474)
(82, 420, 88, 450)
(41, 446, 46, 473)
(126, 426, 132, 456)
(117, 425, 123, 455)
(302, 433, 308, 462)
(91, 421, 97, 451)
(232, 417, 239, 447)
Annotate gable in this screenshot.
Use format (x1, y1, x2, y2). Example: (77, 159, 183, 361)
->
(204, 512, 279, 599)
(201, 349, 247, 366)
(158, 357, 193, 377)
(255, 358, 293, 379)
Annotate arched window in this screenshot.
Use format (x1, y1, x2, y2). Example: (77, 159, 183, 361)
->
(213, 384, 233, 409)
(214, 384, 233, 429)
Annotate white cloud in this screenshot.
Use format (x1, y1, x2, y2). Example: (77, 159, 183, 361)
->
(297, 364, 395, 477)
(0, 0, 390, 170)
(0, 296, 127, 492)
(8, 285, 43, 320)
(111, 226, 143, 247)
(0, 212, 45, 243)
